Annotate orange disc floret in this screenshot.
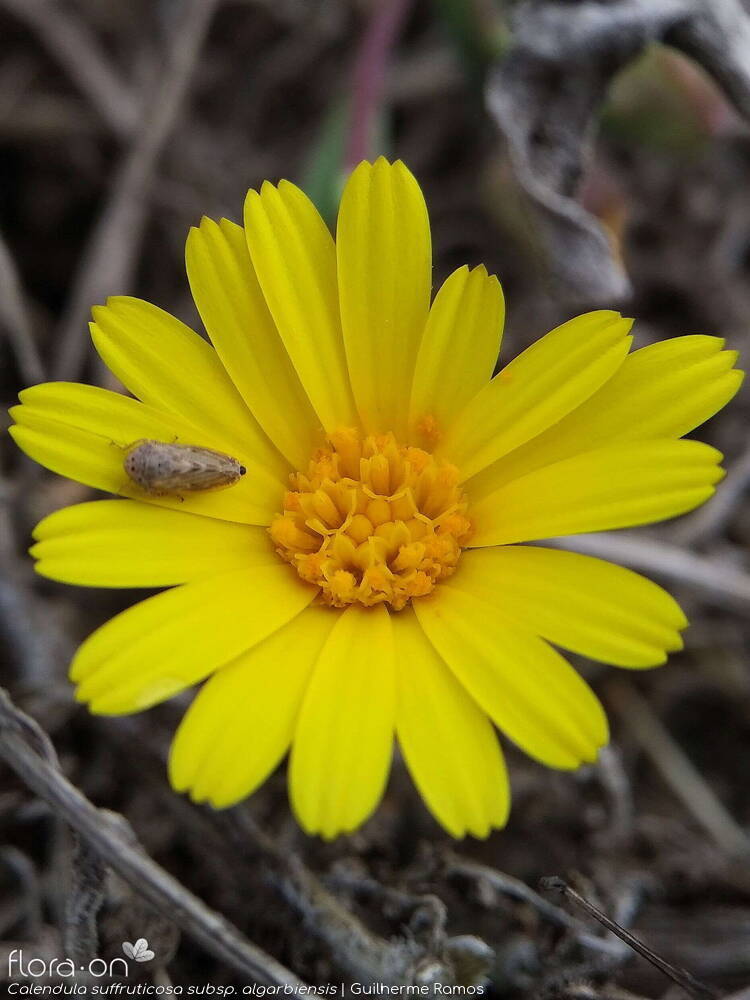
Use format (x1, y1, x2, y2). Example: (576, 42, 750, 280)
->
(269, 429, 472, 610)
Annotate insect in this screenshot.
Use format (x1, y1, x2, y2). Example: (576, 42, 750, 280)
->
(123, 439, 246, 497)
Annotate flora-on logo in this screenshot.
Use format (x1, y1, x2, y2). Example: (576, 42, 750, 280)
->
(121, 938, 155, 962)
(9, 948, 128, 979)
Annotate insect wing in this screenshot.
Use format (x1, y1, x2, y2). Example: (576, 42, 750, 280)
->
(172, 446, 243, 490)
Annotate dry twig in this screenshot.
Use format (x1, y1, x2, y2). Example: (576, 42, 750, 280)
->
(541, 876, 717, 999)
(0, 229, 44, 385)
(606, 680, 750, 858)
(52, 0, 221, 382)
(64, 833, 107, 965)
(444, 854, 627, 959)
(0, 687, 305, 988)
(0, 0, 138, 137)
(596, 746, 636, 846)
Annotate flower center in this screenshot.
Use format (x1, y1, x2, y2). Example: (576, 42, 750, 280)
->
(269, 428, 472, 610)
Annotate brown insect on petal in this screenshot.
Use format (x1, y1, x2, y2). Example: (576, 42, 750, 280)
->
(123, 439, 246, 497)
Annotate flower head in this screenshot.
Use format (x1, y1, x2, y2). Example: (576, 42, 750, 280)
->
(9, 158, 742, 839)
(270, 429, 471, 609)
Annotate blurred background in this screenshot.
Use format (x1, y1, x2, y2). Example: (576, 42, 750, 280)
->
(2, 0, 750, 995)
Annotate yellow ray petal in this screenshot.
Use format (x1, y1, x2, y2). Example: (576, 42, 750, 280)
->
(30, 500, 275, 587)
(469, 439, 724, 547)
(469, 335, 743, 498)
(244, 180, 357, 431)
(394, 609, 509, 838)
(414, 587, 609, 769)
(439, 311, 633, 481)
(185, 218, 320, 468)
(71, 564, 315, 714)
(89, 296, 287, 473)
(452, 546, 687, 668)
(9, 383, 283, 524)
(290, 604, 395, 839)
(337, 159, 431, 437)
(409, 264, 504, 446)
(169, 606, 336, 808)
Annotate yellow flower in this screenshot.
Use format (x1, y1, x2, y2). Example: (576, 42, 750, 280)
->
(9, 159, 742, 840)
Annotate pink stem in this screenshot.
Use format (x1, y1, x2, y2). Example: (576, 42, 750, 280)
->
(345, 0, 413, 172)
